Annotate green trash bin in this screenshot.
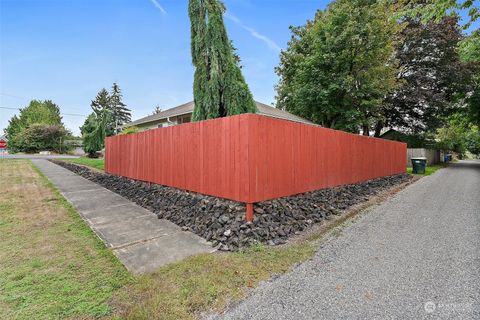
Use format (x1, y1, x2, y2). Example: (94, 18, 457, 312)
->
(411, 157, 427, 174)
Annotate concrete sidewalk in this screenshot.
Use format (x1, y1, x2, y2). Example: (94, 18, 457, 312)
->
(32, 159, 215, 274)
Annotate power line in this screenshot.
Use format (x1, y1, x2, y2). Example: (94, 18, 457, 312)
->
(0, 93, 24, 99)
(0, 106, 87, 117)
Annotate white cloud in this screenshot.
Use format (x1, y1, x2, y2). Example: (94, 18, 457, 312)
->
(225, 13, 281, 53)
(149, 0, 167, 14)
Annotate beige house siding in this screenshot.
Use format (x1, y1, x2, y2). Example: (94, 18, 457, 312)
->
(137, 120, 175, 131)
(136, 114, 192, 131)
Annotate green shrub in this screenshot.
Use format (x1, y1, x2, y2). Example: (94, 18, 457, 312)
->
(120, 126, 139, 135)
(4, 100, 66, 152)
(15, 124, 69, 153)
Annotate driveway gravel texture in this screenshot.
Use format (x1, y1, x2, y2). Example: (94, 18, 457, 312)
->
(50, 160, 411, 251)
(210, 160, 480, 320)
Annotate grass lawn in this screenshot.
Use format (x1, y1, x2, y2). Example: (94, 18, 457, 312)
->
(1, 159, 322, 319)
(0, 159, 131, 319)
(112, 244, 315, 320)
(406, 164, 444, 176)
(62, 157, 105, 170)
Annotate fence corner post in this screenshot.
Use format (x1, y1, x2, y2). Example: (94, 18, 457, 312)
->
(246, 203, 254, 222)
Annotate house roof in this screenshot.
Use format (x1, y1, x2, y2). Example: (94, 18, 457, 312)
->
(255, 102, 314, 125)
(379, 129, 401, 138)
(124, 101, 314, 128)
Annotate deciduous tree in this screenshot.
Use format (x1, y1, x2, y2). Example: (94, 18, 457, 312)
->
(459, 30, 480, 126)
(385, 15, 468, 133)
(276, 0, 400, 134)
(4, 100, 66, 152)
(436, 113, 480, 156)
(19, 124, 68, 153)
(406, 0, 479, 28)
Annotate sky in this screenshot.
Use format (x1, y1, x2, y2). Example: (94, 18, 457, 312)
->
(1, 0, 478, 136)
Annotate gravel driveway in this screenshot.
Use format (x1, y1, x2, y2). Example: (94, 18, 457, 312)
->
(214, 160, 480, 320)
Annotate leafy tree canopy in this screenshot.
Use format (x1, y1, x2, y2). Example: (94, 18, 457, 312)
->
(17, 124, 69, 154)
(276, 0, 400, 134)
(386, 15, 470, 133)
(459, 29, 480, 63)
(189, 0, 256, 121)
(436, 113, 480, 156)
(405, 0, 479, 28)
(459, 30, 480, 125)
(4, 100, 67, 152)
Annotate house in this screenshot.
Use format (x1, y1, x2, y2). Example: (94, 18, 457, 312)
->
(380, 129, 436, 148)
(123, 101, 313, 131)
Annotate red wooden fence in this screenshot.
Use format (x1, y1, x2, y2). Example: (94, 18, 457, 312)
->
(105, 114, 406, 220)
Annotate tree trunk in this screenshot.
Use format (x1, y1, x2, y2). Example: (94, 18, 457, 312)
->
(362, 124, 370, 136)
(374, 121, 383, 137)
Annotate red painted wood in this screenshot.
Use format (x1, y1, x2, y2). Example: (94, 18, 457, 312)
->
(105, 114, 406, 204)
(246, 203, 253, 222)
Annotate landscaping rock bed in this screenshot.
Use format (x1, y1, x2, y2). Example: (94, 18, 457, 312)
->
(51, 160, 412, 251)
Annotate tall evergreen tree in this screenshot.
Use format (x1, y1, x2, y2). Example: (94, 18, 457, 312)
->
(80, 89, 112, 157)
(90, 88, 114, 138)
(80, 85, 130, 156)
(110, 82, 131, 133)
(188, 0, 256, 121)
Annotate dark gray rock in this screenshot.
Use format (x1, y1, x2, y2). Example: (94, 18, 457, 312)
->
(51, 160, 412, 251)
